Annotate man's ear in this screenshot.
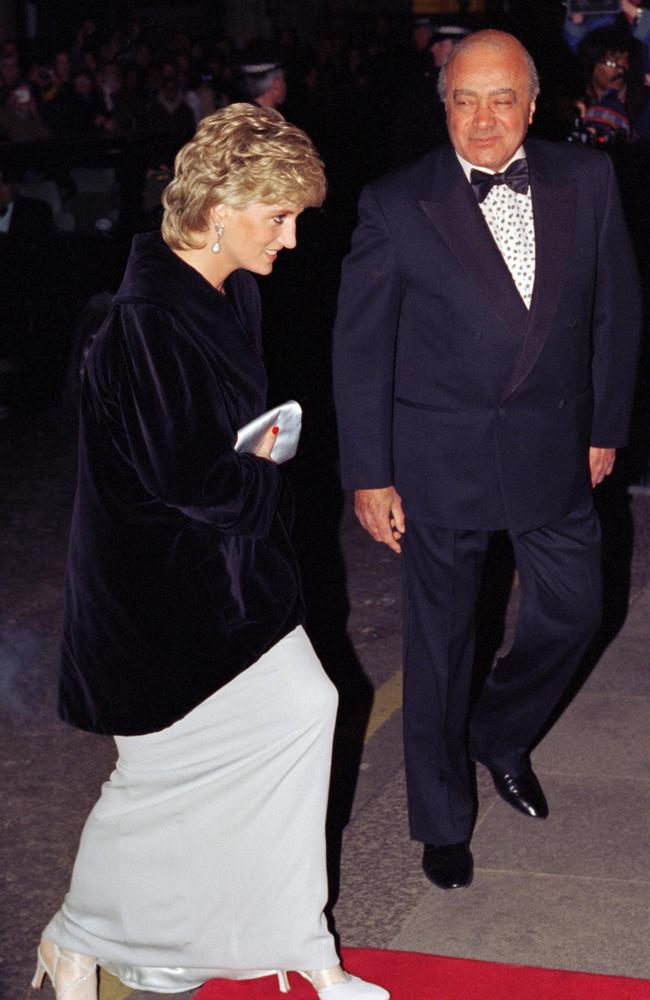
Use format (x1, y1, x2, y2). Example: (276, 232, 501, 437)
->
(529, 98, 537, 125)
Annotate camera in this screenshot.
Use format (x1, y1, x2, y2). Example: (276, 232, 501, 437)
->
(567, 115, 629, 146)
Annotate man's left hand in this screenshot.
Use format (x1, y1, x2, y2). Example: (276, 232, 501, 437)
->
(589, 447, 616, 487)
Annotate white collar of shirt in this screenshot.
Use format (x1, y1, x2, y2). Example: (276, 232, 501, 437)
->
(0, 201, 14, 234)
(455, 147, 526, 182)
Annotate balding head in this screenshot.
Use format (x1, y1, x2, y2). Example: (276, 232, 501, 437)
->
(438, 30, 540, 103)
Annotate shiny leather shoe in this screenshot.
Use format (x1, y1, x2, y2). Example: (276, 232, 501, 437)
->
(488, 764, 549, 819)
(422, 842, 473, 889)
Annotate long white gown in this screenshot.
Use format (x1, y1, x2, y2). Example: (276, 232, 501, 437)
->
(44, 626, 340, 993)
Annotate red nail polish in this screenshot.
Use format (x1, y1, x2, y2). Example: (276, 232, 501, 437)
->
(272, 425, 279, 435)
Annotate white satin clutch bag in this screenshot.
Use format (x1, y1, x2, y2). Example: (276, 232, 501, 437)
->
(234, 399, 303, 464)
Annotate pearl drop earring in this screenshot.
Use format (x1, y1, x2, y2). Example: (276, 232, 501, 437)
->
(211, 223, 225, 254)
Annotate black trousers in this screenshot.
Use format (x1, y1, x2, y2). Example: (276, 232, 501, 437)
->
(401, 495, 602, 845)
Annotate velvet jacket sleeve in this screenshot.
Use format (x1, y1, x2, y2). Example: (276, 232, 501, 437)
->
(106, 302, 283, 537)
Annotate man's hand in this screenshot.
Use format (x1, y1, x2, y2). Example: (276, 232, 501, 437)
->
(589, 447, 616, 487)
(354, 486, 406, 554)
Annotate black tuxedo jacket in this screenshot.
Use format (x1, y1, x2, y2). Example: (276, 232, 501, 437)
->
(333, 139, 642, 533)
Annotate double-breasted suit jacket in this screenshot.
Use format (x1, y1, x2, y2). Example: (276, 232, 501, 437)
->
(333, 138, 641, 533)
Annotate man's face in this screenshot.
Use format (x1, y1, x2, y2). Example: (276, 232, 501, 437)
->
(269, 70, 287, 108)
(431, 39, 454, 69)
(445, 40, 535, 171)
(592, 50, 629, 96)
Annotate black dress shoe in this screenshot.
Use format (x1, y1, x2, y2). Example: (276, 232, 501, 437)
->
(487, 764, 549, 818)
(422, 842, 473, 889)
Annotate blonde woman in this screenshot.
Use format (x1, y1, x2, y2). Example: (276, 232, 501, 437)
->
(32, 104, 389, 1000)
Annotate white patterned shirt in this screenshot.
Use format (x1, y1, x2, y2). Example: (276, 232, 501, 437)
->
(456, 149, 536, 310)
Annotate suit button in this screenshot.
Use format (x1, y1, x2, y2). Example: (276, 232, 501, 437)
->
(474, 332, 484, 342)
(498, 407, 506, 417)
(558, 399, 566, 409)
(568, 318, 578, 329)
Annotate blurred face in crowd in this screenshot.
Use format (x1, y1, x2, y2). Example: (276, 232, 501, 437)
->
(54, 51, 71, 81)
(9, 84, 35, 116)
(431, 38, 454, 69)
(100, 62, 122, 93)
(414, 24, 433, 53)
(591, 50, 629, 97)
(74, 72, 93, 97)
(1, 55, 20, 88)
(268, 70, 287, 107)
(445, 37, 535, 171)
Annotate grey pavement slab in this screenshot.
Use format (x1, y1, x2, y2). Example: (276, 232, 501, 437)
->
(389, 870, 650, 979)
(531, 692, 650, 778)
(474, 772, 650, 882)
(580, 637, 650, 696)
(619, 586, 650, 638)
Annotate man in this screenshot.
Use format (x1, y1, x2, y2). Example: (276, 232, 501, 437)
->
(576, 26, 650, 143)
(333, 31, 641, 891)
(430, 22, 471, 71)
(240, 54, 287, 110)
(564, 0, 650, 80)
(142, 61, 195, 166)
(390, 20, 472, 164)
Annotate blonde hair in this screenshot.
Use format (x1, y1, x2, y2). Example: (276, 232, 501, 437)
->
(162, 103, 326, 250)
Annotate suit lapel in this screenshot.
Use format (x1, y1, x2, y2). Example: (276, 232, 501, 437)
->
(500, 141, 578, 401)
(419, 145, 529, 340)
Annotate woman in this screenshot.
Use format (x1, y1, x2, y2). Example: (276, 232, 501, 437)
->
(32, 104, 389, 1000)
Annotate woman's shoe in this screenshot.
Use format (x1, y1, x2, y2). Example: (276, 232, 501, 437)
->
(31, 939, 98, 999)
(276, 965, 390, 998)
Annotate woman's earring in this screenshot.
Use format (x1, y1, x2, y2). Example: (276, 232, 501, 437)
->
(211, 223, 225, 254)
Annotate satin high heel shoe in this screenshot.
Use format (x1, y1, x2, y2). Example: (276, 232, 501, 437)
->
(31, 939, 98, 999)
(277, 966, 390, 998)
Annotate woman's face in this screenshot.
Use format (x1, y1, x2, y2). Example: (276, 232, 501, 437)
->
(215, 202, 303, 275)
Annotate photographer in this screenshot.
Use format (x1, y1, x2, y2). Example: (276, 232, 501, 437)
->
(573, 25, 650, 142)
(564, 1, 650, 80)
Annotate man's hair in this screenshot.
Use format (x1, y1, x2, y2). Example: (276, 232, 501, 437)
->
(437, 30, 540, 103)
(578, 25, 634, 75)
(161, 103, 326, 250)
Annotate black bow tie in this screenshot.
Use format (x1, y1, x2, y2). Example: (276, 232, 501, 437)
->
(470, 159, 530, 203)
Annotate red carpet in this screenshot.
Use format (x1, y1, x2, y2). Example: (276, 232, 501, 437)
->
(194, 947, 650, 999)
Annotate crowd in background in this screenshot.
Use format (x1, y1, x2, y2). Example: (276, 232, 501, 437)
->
(1, 5, 650, 200)
(0, 2, 648, 485)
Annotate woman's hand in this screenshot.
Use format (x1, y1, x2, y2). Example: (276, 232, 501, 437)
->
(254, 425, 279, 461)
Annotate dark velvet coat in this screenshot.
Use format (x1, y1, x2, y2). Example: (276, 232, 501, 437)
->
(59, 232, 302, 736)
(333, 139, 642, 534)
